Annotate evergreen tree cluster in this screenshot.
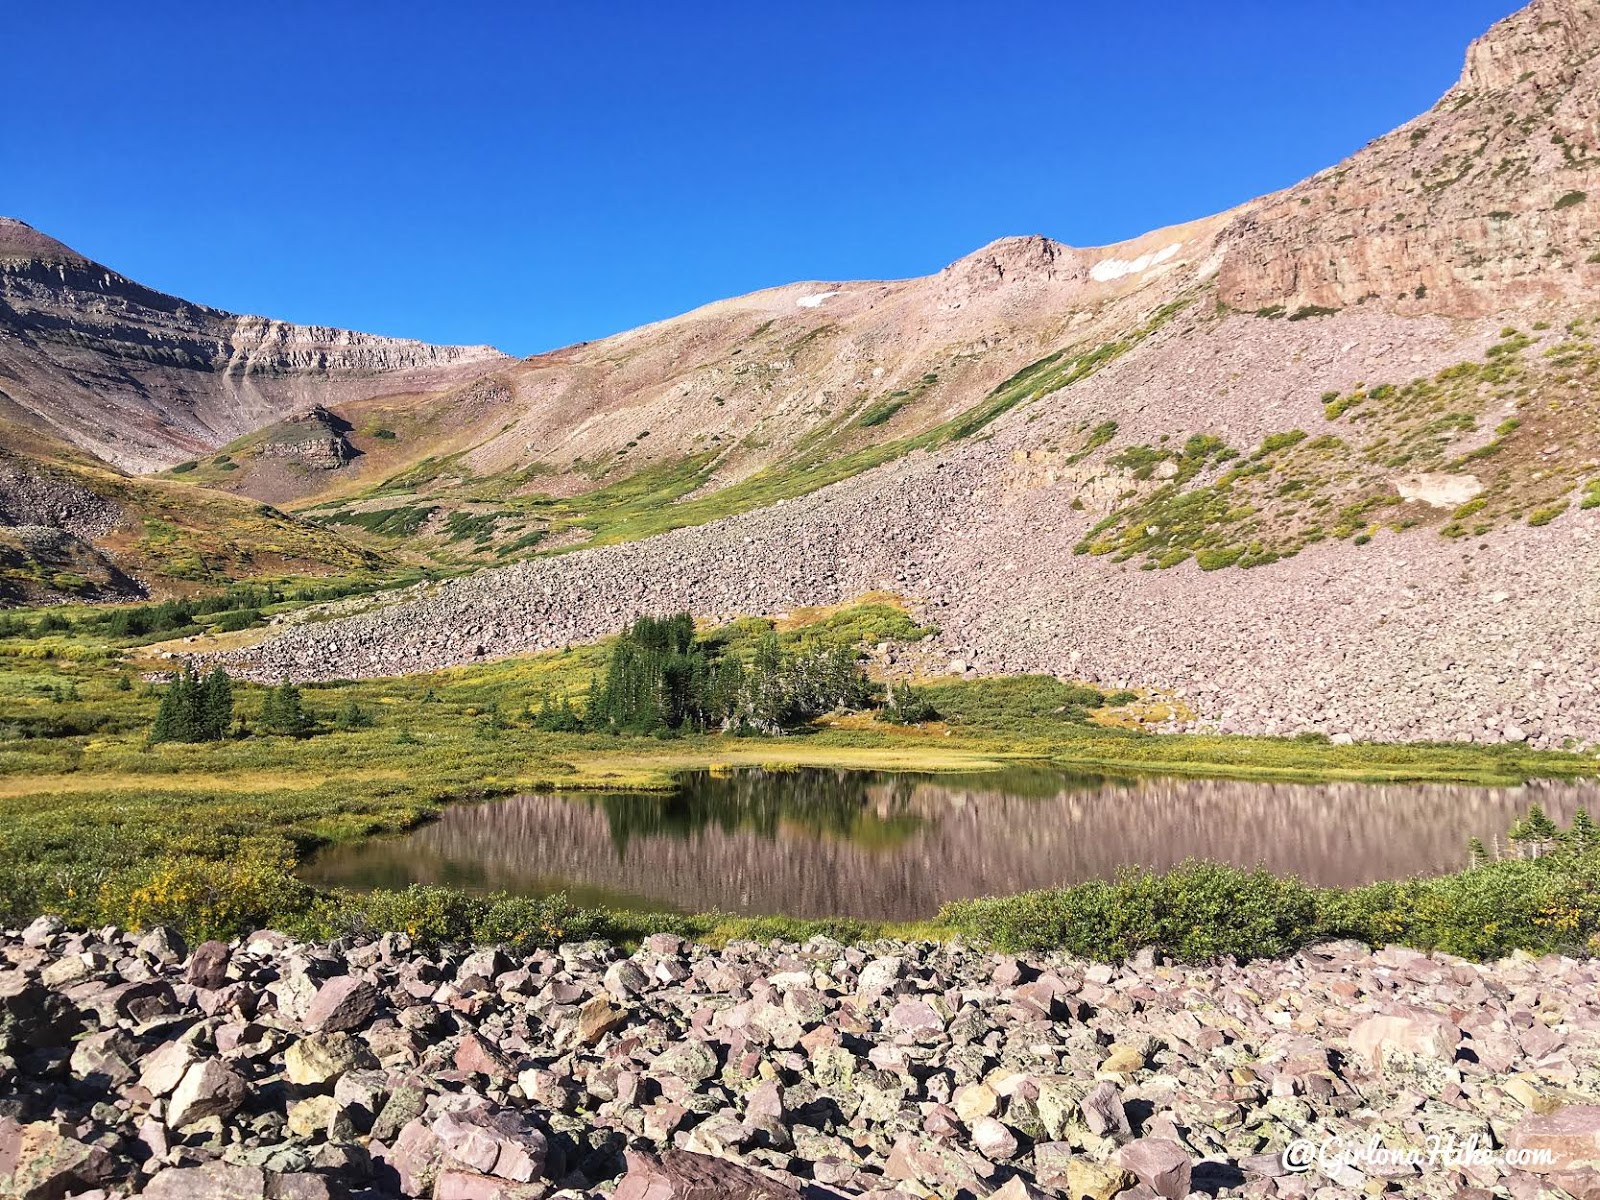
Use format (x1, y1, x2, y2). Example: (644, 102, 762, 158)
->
(260, 681, 314, 736)
(585, 613, 877, 736)
(98, 585, 281, 639)
(148, 664, 234, 744)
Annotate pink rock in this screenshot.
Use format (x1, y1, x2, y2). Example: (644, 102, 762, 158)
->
(1348, 1009, 1461, 1069)
(434, 1170, 547, 1199)
(138, 1040, 201, 1097)
(185, 940, 232, 990)
(454, 1031, 517, 1080)
(141, 1162, 266, 1199)
(1507, 1104, 1600, 1174)
(613, 1148, 803, 1199)
(888, 998, 944, 1039)
(971, 1117, 1020, 1161)
(386, 1120, 444, 1196)
(1117, 1137, 1193, 1200)
(430, 1105, 549, 1184)
(166, 1058, 247, 1129)
(303, 974, 378, 1033)
(0, 1119, 117, 1199)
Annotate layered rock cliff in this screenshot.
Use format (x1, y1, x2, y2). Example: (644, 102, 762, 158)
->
(0, 217, 506, 473)
(1215, 0, 1600, 316)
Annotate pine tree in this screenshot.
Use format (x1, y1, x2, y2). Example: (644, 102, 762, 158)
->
(198, 668, 233, 741)
(261, 681, 311, 736)
(148, 673, 182, 744)
(147, 664, 232, 743)
(1568, 809, 1599, 854)
(1509, 804, 1561, 858)
(335, 699, 373, 731)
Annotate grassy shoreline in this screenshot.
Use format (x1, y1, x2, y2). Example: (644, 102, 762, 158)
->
(2, 592, 1597, 957)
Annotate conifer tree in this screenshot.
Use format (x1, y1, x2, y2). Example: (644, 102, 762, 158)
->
(198, 668, 233, 741)
(148, 673, 183, 745)
(261, 681, 312, 736)
(1509, 804, 1561, 858)
(1568, 809, 1599, 854)
(147, 663, 233, 744)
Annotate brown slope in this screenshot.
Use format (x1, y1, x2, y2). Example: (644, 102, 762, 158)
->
(0, 217, 508, 474)
(233, 0, 1600, 753)
(484, 0, 1595, 488)
(273, 214, 1238, 558)
(0, 413, 385, 604)
(258, 2, 1599, 542)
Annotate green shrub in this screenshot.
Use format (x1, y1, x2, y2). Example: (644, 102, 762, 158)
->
(305, 886, 615, 953)
(876, 681, 939, 725)
(1528, 503, 1567, 527)
(857, 397, 910, 428)
(1322, 856, 1600, 959)
(211, 608, 262, 633)
(1254, 430, 1308, 458)
(1196, 547, 1245, 570)
(942, 862, 1321, 962)
(335, 700, 375, 731)
(1288, 305, 1341, 321)
(1554, 190, 1587, 211)
(111, 847, 311, 944)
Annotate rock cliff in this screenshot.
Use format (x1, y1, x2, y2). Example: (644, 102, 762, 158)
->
(0, 217, 506, 473)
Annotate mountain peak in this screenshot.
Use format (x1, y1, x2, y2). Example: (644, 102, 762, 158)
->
(1460, 0, 1598, 92)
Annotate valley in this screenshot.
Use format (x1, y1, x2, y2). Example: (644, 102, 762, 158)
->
(5, 2, 1600, 1196)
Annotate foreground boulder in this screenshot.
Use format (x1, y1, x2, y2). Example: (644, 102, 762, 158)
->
(613, 1149, 803, 1199)
(1507, 1104, 1600, 1174)
(0, 1119, 118, 1199)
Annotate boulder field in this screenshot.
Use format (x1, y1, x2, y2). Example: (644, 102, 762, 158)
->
(4, 919, 1600, 1198)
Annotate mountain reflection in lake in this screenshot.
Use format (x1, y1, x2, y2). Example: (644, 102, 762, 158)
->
(301, 767, 1596, 920)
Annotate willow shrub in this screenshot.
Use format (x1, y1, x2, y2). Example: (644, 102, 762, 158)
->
(941, 861, 1320, 962)
(297, 885, 619, 953)
(943, 854, 1600, 963)
(1320, 854, 1600, 960)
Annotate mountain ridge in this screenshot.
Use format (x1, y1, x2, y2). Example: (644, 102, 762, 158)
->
(0, 216, 507, 474)
(206, 0, 1600, 751)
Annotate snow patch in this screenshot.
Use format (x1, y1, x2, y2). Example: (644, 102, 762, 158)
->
(1089, 243, 1182, 284)
(796, 290, 840, 308)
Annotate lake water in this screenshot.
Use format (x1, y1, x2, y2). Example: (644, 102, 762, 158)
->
(301, 766, 1598, 920)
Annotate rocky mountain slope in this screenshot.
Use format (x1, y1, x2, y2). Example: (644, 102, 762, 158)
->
(219, 0, 1595, 566)
(0, 217, 506, 474)
(224, 0, 1600, 746)
(0, 415, 383, 604)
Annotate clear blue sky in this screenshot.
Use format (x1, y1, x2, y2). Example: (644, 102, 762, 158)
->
(5, 0, 1523, 357)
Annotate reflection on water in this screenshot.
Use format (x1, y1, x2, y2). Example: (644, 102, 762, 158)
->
(301, 767, 1599, 920)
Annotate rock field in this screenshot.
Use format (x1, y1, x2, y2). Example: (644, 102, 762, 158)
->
(227, 379, 1600, 751)
(5, 919, 1600, 1199)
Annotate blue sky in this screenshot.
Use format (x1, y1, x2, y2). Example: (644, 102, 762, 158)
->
(5, 1, 1522, 357)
